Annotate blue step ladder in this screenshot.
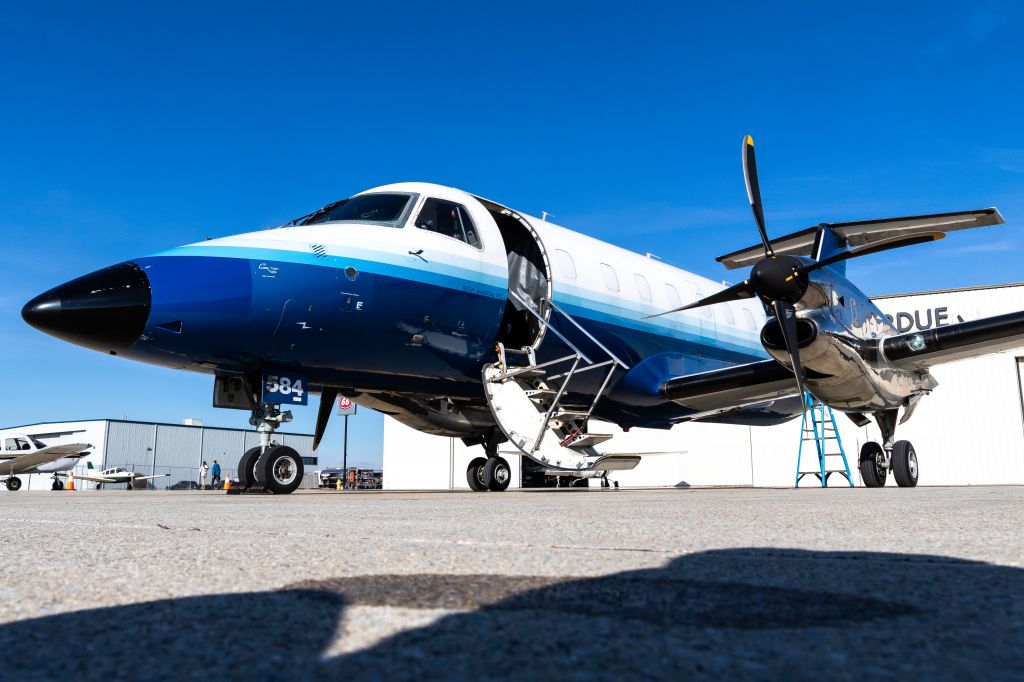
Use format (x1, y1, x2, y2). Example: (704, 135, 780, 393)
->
(795, 392, 854, 487)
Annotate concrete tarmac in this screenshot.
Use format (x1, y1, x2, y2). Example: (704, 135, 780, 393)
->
(0, 486, 1021, 680)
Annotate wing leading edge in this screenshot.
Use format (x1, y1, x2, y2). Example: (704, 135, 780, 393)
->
(881, 310, 1024, 371)
(659, 359, 800, 413)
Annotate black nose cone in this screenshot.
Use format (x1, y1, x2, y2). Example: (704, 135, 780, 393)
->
(22, 261, 151, 353)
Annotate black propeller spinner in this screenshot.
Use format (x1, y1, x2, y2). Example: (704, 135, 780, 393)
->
(645, 135, 945, 400)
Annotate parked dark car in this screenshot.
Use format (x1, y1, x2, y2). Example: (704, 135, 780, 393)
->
(169, 480, 201, 490)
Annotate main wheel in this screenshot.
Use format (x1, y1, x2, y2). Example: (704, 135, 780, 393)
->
(892, 440, 919, 488)
(466, 457, 488, 491)
(51, 480, 61, 491)
(483, 457, 511, 492)
(255, 445, 304, 494)
(237, 446, 262, 486)
(859, 442, 887, 488)
(6, 477, 22, 492)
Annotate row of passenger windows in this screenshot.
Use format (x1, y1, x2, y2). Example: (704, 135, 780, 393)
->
(555, 248, 758, 330)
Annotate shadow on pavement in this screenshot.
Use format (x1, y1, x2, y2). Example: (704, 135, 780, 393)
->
(2, 548, 1021, 680)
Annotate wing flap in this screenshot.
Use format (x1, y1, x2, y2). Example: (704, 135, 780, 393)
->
(717, 208, 1004, 270)
(882, 310, 1024, 370)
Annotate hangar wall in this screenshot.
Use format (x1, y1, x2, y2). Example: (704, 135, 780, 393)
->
(0, 419, 316, 491)
(383, 283, 1024, 488)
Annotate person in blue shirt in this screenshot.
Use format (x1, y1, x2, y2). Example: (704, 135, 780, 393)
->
(211, 460, 222, 488)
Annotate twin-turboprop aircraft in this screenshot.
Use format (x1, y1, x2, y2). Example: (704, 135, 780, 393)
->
(22, 137, 1024, 493)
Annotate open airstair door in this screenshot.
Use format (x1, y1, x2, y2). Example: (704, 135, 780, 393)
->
(474, 197, 638, 479)
(475, 197, 553, 352)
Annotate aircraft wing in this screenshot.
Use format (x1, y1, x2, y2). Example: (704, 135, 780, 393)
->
(70, 473, 117, 483)
(717, 208, 1004, 270)
(659, 359, 800, 413)
(880, 310, 1024, 371)
(131, 473, 170, 481)
(0, 443, 91, 475)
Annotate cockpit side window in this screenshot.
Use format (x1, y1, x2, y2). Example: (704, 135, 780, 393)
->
(298, 192, 415, 227)
(415, 198, 481, 248)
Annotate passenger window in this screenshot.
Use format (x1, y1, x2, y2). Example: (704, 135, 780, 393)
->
(415, 198, 481, 248)
(600, 263, 620, 292)
(555, 249, 577, 279)
(634, 274, 652, 301)
(743, 308, 757, 330)
(665, 284, 682, 309)
(3, 439, 14, 451)
(689, 283, 713, 320)
(721, 301, 736, 325)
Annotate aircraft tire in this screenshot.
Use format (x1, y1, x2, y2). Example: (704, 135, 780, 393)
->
(483, 457, 511, 492)
(892, 440, 918, 488)
(859, 442, 887, 488)
(466, 457, 487, 491)
(6, 477, 22, 492)
(256, 445, 303, 495)
(237, 447, 262, 487)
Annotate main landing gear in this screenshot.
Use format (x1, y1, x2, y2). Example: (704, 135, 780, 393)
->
(859, 410, 919, 488)
(4, 476, 22, 492)
(237, 403, 304, 495)
(466, 437, 511, 492)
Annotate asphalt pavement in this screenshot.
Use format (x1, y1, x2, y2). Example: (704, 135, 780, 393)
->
(0, 486, 1021, 680)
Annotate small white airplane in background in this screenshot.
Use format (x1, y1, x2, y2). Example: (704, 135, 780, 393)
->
(71, 462, 170, 490)
(1, 434, 91, 491)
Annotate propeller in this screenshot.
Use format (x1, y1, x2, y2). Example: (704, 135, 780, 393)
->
(646, 135, 946, 398)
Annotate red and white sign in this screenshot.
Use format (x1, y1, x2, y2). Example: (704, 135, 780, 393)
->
(337, 397, 357, 416)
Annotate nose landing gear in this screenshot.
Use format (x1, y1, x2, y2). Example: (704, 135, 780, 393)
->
(237, 403, 304, 494)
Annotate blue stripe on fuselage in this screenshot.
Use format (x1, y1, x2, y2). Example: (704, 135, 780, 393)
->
(148, 244, 766, 365)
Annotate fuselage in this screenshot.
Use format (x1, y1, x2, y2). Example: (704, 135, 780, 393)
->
(22, 182, 917, 431)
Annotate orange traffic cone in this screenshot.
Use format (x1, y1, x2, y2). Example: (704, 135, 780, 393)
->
(67, 473, 75, 491)
(223, 477, 231, 490)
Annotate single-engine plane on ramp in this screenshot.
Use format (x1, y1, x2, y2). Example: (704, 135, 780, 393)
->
(1, 434, 91, 491)
(22, 137, 1024, 493)
(69, 462, 170, 490)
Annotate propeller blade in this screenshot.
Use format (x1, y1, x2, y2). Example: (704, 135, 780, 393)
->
(797, 233, 945, 276)
(742, 135, 773, 256)
(772, 300, 807, 399)
(643, 281, 753, 319)
(313, 387, 338, 451)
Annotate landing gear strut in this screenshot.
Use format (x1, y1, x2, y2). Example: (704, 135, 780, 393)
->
(861, 410, 918, 488)
(240, 403, 304, 494)
(466, 435, 512, 492)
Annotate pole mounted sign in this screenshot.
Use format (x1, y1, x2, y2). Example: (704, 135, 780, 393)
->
(337, 397, 357, 416)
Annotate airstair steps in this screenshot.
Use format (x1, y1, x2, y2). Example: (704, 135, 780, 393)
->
(482, 297, 632, 473)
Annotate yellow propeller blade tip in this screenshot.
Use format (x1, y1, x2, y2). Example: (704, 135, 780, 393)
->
(745, 135, 754, 146)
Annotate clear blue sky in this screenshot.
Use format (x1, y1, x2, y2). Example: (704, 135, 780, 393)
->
(3, 1, 1022, 467)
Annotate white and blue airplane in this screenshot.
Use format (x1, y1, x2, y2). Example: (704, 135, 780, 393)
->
(22, 137, 1024, 493)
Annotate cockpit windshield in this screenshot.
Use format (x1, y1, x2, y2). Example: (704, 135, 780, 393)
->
(298, 193, 415, 227)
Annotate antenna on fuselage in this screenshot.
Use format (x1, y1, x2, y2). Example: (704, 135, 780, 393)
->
(645, 252, 662, 260)
(540, 211, 555, 221)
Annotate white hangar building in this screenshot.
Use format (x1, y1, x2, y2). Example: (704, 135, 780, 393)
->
(383, 283, 1024, 489)
(0, 419, 316, 491)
